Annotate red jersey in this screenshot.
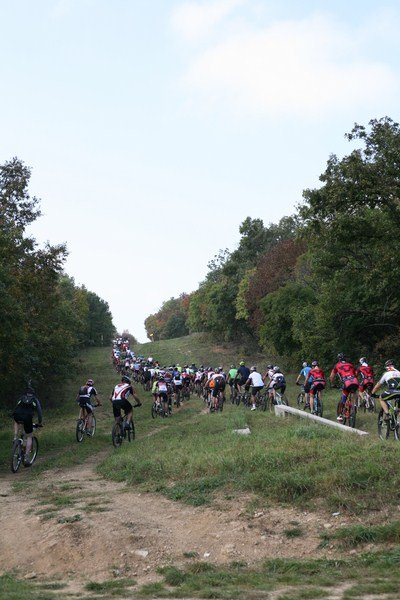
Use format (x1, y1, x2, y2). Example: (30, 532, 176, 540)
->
(357, 365, 374, 382)
(308, 367, 326, 384)
(331, 361, 356, 381)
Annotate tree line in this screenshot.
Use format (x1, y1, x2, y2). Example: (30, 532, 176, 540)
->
(145, 117, 400, 366)
(0, 157, 115, 405)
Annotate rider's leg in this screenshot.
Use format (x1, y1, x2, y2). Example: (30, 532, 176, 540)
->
(25, 432, 33, 455)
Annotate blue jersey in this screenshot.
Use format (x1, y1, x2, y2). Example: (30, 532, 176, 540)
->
(300, 366, 311, 379)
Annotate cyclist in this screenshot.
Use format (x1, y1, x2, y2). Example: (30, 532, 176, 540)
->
(371, 360, 400, 420)
(156, 376, 171, 415)
(330, 353, 359, 422)
(76, 378, 101, 435)
(357, 358, 374, 406)
(246, 366, 265, 411)
(270, 366, 286, 403)
(227, 364, 238, 402)
(304, 361, 326, 414)
(209, 368, 225, 411)
(235, 361, 250, 393)
(12, 385, 43, 466)
(110, 375, 141, 429)
(296, 362, 311, 408)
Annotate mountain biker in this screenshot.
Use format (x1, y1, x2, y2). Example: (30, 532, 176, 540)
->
(330, 353, 359, 422)
(296, 362, 311, 407)
(12, 385, 43, 466)
(270, 366, 286, 403)
(156, 376, 171, 415)
(304, 361, 326, 414)
(246, 366, 265, 411)
(110, 375, 141, 429)
(76, 379, 101, 434)
(371, 359, 400, 420)
(357, 358, 374, 404)
(235, 361, 250, 393)
(227, 364, 238, 402)
(209, 368, 226, 411)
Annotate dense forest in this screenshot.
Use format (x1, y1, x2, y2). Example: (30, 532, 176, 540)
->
(145, 117, 400, 365)
(0, 158, 115, 404)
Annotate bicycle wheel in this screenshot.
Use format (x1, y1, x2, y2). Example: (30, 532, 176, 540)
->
(11, 439, 23, 473)
(76, 419, 85, 443)
(393, 417, 400, 441)
(151, 403, 157, 419)
(260, 394, 267, 412)
(296, 393, 304, 408)
(90, 415, 96, 437)
(378, 410, 384, 439)
(26, 437, 39, 466)
(127, 421, 135, 442)
(281, 395, 289, 406)
(316, 399, 323, 418)
(235, 392, 241, 406)
(349, 406, 357, 428)
(112, 422, 123, 448)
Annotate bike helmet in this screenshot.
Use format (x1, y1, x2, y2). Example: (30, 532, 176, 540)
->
(385, 359, 394, 368)
(267, 364, 273, 369)
(230, 364, 235, 369)
(337, 353, 345, 361)
(302, 362, 308, 368)
(359, 357, 367, 365)
(239, 361, 245, 366)
(121, 375, 131, 384)
(86, 379, 94, 385)
(273, 366, 281, 373)
(251, 366, 256, 371)
(311, 360, 318, 367)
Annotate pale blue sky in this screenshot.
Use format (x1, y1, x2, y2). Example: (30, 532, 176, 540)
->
(1, 0, 399, 341)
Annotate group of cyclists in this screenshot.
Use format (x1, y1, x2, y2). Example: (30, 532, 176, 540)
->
(295, 353, 400, 423)
(11, 337, 400, 466)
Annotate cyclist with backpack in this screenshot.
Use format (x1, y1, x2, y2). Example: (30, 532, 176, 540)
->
(12, 386, 43, 466)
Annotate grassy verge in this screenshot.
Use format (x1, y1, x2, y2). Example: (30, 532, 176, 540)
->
(98, 387, 400, 512)
(135, 549, 400, 599)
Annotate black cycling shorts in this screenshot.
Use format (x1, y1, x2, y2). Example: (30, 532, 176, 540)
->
(78, 399, 93, 413)
(381, 390, 400, 404)
(274, 384, 286, 394)
(252, 385, 264, 395)
(112, 398, 132, 418)
(13, 410, 33, 434)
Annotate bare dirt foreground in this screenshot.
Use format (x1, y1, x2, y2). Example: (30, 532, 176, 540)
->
(0, 455, 363, 596)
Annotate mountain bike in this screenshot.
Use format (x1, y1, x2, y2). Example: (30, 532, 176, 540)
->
(377, 397, 400, 441)
(254, 389, 269, 411)
(312, 389, 323, 417)
(181, 385, 191, 401)
(112, 416, 135, 447)
(76, 402, 99, 442)
(275, 388, 289, 406)
(296, 384, 310, 411)
(151, 398, 165, 418)
(359, 387, 375, 413)
(338, 393, 357, 428)
(11, 423, 42, 473)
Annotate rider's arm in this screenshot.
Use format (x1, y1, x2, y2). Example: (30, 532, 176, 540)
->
(35, 398, 43, 424)
(329, 368, 336, 385)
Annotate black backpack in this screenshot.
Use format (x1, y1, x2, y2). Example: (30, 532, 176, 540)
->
(20, 393, 35, 405)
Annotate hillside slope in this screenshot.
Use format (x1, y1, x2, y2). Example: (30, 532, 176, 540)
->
(134, 332, 272, 370)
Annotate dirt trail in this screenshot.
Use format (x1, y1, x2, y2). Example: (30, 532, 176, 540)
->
(0, 451, 362, 591)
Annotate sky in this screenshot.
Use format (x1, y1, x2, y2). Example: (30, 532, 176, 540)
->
(1, 0, 400, 341)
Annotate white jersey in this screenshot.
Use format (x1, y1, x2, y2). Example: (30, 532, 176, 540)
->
(248, 372, 264, 387)
(378, 368, 400, 387)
